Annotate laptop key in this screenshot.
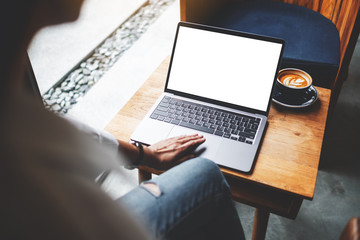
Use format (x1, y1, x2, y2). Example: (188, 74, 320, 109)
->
(232, 130, 239, 135)
(251, 124, 259, 130)
(217, 126, 224, 131)
(214, 131, 223, 136)
(171, 119, 180, 125)
(203, 123, 210, 128)
(182, 118, 190, 123)
(164, 118, 172, 123)
(196, 121, 204, 126)
(223, 133, 231, 138)
(237, 126, 245, 132)
(224, 128, 231, 133)
(150, 114, 158, 119)
(154, 110, 168, 117)
(157, 106, 168, 112)
(238, 122, 245, 127)
(179, 122, 215, 134)
(244, 128, 256, 134)
(239, 132, 255, 139)
(160, 102, 169, 108)
(242, 118, 250, 123)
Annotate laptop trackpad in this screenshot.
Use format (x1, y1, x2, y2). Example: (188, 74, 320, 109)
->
(168, 126, 221, 160)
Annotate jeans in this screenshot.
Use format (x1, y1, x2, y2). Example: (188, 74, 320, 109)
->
(118, 158, 245, 240)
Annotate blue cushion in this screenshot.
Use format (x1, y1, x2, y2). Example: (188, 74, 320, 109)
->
(207, 0, 340, 88)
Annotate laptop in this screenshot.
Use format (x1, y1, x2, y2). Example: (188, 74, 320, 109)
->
(131, 22, 284, 173)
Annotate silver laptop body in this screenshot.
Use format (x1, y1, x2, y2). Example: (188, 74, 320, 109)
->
(131, 22, 284, 173)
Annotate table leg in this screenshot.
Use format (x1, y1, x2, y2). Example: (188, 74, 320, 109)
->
(138, 169, 152, 183)
(252, 208, 270, 240)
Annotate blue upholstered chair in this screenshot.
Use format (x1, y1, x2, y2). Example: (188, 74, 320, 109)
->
(180, 0, 360, 112)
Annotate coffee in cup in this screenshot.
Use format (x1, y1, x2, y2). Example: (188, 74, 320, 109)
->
(278, 69, 312, 89)
(276, 68, 313, 99)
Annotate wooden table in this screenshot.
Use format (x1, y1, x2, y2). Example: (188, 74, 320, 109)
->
(105, 57, 331, 240)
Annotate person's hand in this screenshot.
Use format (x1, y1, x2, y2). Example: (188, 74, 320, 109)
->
(142, 134, 206, 170)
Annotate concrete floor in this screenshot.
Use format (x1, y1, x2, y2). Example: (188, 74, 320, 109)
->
(29, 0, 360, 239)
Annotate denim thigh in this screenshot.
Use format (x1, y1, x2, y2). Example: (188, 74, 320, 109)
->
(118, 158, 244, 240)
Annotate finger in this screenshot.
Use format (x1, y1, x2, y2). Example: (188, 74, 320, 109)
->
(183, 137, 206, 147)
(165, 137, 203, 160)
(177, 138, 206, 153)
(167, 134, 195, 143)
(175, 134, 199, 139)
(177, 134, 204, 144)
(172, 134, 189, 140)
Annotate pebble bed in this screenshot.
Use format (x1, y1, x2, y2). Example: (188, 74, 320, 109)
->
(42, 0, 175, 114)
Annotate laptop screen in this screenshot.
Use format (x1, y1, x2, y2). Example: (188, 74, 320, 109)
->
(166, 23, 284, 113)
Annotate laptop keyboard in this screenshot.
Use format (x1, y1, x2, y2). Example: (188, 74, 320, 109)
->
(150, 96, 261, 145)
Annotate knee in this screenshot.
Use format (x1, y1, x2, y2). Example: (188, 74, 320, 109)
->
(189, 158, 222, 177)
(183, 158, 229, 189)
(152, 158, 231, 202)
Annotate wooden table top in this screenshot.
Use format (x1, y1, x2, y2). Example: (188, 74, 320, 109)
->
(105, 57, 331, 200)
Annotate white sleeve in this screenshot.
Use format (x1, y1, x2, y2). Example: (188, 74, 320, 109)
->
(62, 116, 119, 153)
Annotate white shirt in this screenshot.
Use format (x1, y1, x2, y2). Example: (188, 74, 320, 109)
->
(0, 93, 154, 239)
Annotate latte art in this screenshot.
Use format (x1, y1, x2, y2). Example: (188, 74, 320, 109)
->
(279, 74, 309, 88)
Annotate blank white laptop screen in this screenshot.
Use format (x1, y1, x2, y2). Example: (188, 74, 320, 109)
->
(167, 26, 283, 112)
